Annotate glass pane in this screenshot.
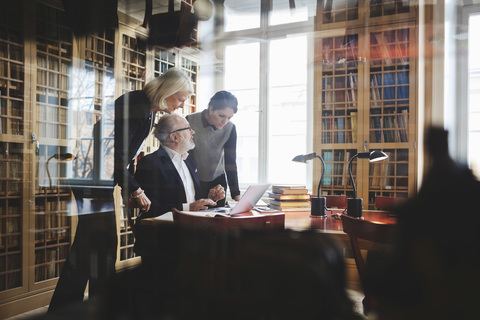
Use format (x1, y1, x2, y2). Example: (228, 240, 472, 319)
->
(225, 42, 260, 184)
(468, 13, 480, 179)
(270, 0, 310, 26)
(224, 0, 260, 32)
(268, 35, 307, 185)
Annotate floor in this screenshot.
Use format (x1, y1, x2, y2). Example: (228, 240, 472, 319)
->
(4, 306, 48, 320)
(5, 290, 367, 319)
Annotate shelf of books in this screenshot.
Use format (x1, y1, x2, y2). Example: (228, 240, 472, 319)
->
(316, 0, 415, 30)
(121, 33, 146, 94)
(33, 189, 71, 283)
(0, 142, 23, 293)
(33, 143, 74, 288)
(319, 149, 358, 198)
(319, 33, 359, 145)
(365, 25, 415, 208)
(315, 9, 417, 209)
(179, 55, 197, 115)
(368, 27, 411, 144)
(367, 148, 409, 209)
(0, 0, 27, 299)
(35, 2, 72, 145)
(0, 8, 24, 138)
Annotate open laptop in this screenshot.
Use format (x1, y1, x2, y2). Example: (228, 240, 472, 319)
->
(202, 184, 270, 215)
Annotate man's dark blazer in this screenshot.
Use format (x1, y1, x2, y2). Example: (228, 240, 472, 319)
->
(134, 145, 202, 219)
(114, 90, 156, 196)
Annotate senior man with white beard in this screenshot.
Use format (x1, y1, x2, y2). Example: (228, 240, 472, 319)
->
(134, 113, 225, 219)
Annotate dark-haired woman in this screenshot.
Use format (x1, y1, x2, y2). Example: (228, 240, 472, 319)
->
(186, 91, 240, 207)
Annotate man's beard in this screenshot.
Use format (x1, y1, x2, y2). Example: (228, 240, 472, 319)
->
(178, 136, 195, 153)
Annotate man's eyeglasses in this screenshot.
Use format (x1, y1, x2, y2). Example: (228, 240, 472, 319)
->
(170, 126, 193, 134)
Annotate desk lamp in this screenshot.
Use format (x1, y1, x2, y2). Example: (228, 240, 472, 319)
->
(292, 152, 326, 217)
(47, 153, 76, 189)
(347, 150, 388, 218)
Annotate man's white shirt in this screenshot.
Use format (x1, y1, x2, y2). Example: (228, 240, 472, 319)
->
(162, 145, 195, 211)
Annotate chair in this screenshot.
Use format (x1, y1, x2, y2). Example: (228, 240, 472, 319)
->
(340, 214, 397, 315)
(324, 194, 347, 209)
(123, 197, 140, 237)
(374, 196, 407, 211)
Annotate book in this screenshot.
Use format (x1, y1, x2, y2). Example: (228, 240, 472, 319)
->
(254, 206, 283, 213)
(271, 185, 308, 195)
(337, 117, 345, 143)
(269, 199, 311, 207)
(268, 192, 311, 200)
(350, 111, 357, 143)
(271, 184, 306, 189)
(268, 204, 311, 212)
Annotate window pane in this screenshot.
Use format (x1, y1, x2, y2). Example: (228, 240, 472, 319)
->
(69, 67, 95, 180)
(224, 0, 260, 32)
(268, 36, 307, 184)
(225, 42, 260, 184)
(468, 13, 480, 179)
(270, 0, 310, 26)
(100, 72, 115, 180)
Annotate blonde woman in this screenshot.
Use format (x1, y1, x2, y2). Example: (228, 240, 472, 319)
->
(114, 67, 194, 212)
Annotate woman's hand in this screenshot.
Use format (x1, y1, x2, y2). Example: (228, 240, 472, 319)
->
(189, 198, 216, 211)
(233, 195, 241, 201)
(132, 188, 151, 212)
(208, 184, 225, 202)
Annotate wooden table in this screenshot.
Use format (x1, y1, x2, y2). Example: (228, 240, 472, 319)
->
(284, 209, 397, 233)
(141, 208, 396, 234)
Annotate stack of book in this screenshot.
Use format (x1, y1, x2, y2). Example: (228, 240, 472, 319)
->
(267, 185, 311, 212)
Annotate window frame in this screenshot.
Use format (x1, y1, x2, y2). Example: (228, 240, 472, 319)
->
(457, 4, 480, 170)
(218, 1, 315, 189)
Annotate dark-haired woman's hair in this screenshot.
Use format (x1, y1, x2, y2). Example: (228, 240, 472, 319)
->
(208, 90, 238, 113)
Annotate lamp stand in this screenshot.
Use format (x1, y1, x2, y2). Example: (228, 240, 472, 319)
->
(311, 196, 326, 217)
(347, 198, 363, 218)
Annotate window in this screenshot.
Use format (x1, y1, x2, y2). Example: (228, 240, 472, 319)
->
(222, 1, 313, 188)
(468, 12, 480, 178)
(459, 5, 480, 179)
(67, 31, 116, 185)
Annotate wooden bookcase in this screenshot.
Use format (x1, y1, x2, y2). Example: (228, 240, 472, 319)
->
(314, 0, 417, 209)
(1, 0, 200, 316)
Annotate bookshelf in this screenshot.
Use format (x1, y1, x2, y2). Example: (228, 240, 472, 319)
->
(317, 0, 415, 29)
(33, 2, 75, 290)
(0, 0, 202, 316)
(35, 1, 72, 145)
(121, 34, 146, 94)
(0, 142, 23, 292)
(314, 1, 417, 209)
(0, 0, 24, 138)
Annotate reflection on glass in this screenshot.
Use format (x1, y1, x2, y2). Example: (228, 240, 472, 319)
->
(270, 0, 310, 26)
(224, 0, 260, 32)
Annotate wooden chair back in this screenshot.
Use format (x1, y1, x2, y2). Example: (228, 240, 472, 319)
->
(172, 208, 285, 232)
(374, 196, 407, 211)
(125, 198, 139, 236)
(324, 195, 347, 208)
(340, 214, 397, 315)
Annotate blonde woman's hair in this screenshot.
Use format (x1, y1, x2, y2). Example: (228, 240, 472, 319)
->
(143, 68, 193, 111)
